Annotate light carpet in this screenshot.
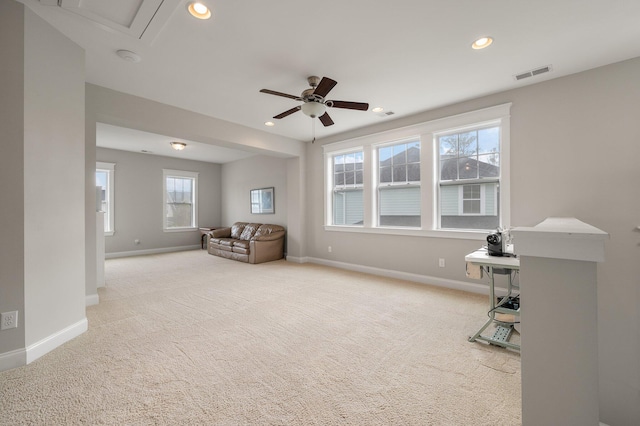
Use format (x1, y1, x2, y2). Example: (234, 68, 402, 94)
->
(0, 250, 521, 425)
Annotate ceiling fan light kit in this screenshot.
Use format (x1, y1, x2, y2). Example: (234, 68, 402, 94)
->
(260, 75, 369, 131)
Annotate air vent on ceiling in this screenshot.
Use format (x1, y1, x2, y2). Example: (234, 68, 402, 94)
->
(514, 65, 553, 81)
(376, 111, 395, 117)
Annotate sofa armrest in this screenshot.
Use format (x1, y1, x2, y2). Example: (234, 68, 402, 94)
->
(211, 227, 231, 238)
(249, 238, 284, 264)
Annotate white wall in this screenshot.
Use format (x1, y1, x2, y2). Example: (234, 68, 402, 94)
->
(221, 155, 288, 226)
(97, 147, 222, 255)
(310, 58, 640, 425)
(0, 0, 27, 359)
(0, 1, 86, 368)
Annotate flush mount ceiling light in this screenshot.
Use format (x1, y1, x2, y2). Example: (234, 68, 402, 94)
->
(188, 2, 211, 19)
(372, 107, 384, 113)
(170, 142, 187, 151)
(472, 36, 493, 50)
(264, 121, 275, 127)
(116, 49, 141, 62)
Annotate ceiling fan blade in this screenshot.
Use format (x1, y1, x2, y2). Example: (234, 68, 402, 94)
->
(273, 106, 301, 119)
(260, 89, 302, 101)
(313, 77, 337, 98)
(328, 100, 369, 111)
(319, 112, 334, 127)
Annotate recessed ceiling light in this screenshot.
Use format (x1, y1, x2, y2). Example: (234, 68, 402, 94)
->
(472, 36, 493, 50)
(170, 141, 187, 151)
(372, 107, 384, 113)
(188, 2, 211, 19)
(264, 121, 275, 127)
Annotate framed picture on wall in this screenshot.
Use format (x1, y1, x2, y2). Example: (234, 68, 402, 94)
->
(250, 187, 274, 214)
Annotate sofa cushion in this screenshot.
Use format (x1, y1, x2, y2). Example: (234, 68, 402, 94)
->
(239, 223, 261, 241)
(215, 238, 235, 247)
(231, 222, 248, 239)
(233, 240, 250, 250)
(254, 224, 285, 239)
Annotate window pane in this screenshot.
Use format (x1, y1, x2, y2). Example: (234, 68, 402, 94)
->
(345, 172, 355, 185)
(392, 164, 407, 182)
(379, 146, 393, 166)
(392, 144, 407, 163)
(407, 163, 420, 182)
(379, 187, 421, 227)
(440, 158, 457, 181)
(458, 157, 478, 179)
(478, 153, 500, 177)
(355, 170, 363, 185)
(439, 134, 457, 156)
(335, 172, 344, 186)
(379, 166, 392, 183)
(407, 142, 420, 162)
(440, 182, 499, 230)
(457, 131, 477, 156)
(478, 127, 500, 154)
(333, 190, 363, 225)
(165, 175, 195, 228)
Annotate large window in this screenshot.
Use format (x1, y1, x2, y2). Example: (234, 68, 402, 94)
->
(96, 162, 115, 236)
(377, 140, 421, 227)
(323, 103, 510, 237)
(332, 151, 364, 225)
(163, 169, 198, 231)
(437, 125, 500, 230)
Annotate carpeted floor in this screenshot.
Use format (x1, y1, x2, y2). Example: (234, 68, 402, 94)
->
(0, 250, 521, 425)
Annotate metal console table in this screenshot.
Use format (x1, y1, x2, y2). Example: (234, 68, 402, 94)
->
(465, 248, 520, 351)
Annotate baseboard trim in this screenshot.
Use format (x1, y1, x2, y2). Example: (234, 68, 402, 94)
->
(0, 318, 88, 372)
(106, 245, 200, 259)
(26, 318, 88, 364)
(304, 256, 496, 296)
(86, 293, 100, 306)
(0, 348, 27, 372)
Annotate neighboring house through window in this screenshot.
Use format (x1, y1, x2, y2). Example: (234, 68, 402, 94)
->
(163, 169, 198, 231)
(377, 139, 421, 227)
(323, 103, 510, 237)
(96, 162, 115, 236)
(437, 125, 501, 230)
(332, 151, 364, 225)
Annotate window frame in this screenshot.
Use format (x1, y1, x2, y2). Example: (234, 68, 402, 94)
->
(96, 162, 115, 236)
(375, 138, 422, 228)
(322, 103, 511, 240)
(162, 169, 199, 232)
(326, 148, 365, 227)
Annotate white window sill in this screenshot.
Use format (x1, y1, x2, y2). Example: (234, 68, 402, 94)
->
(163, 227, 198, 233)
(324, 225, 487, 240)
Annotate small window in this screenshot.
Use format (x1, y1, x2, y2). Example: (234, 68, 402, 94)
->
(163, 169, 198, 231)
(96, 162, 115, 236)
(377, 140, 420, 227)
(332, 151, 364, 225)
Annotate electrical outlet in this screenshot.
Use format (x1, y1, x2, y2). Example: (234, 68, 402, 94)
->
(328, 246, 332, 253)
(1, 311, 18, 330)
(439, 258, 446, 268)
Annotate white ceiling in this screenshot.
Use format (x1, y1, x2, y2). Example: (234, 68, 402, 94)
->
(19, 0, 640, 162)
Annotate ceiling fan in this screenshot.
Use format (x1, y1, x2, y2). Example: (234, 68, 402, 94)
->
(260, 76, 369, 127)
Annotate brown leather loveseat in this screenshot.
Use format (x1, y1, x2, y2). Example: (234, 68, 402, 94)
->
(207, 222, 285, 264)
